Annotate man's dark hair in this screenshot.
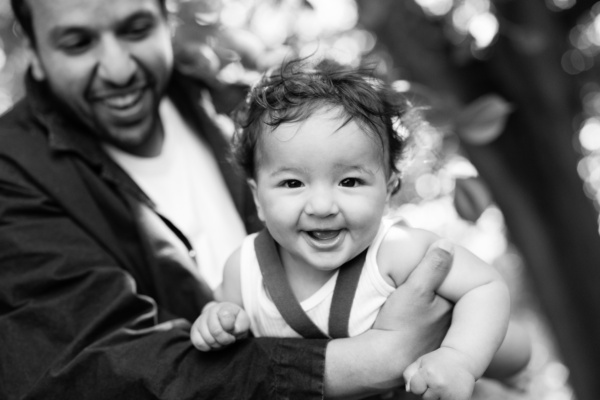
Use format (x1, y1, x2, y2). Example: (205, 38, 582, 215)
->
(232, 57, 420, 194)
(11, 0, 168, 46)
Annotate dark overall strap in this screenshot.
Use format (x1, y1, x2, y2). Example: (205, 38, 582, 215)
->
(254, 229, 366, 339)
(328, 247, 366, 338)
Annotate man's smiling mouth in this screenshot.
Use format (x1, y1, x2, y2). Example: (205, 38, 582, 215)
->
(88, 84, 152, 124)
(101, 90, 144, 110)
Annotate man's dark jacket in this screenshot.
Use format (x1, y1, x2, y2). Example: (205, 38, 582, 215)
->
(0, 71, 325, 399)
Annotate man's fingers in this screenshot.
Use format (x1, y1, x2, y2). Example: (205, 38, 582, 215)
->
(405, 239, 454, 294)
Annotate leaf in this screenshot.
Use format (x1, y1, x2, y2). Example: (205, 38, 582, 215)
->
(453, 177, 493, 223)
(174, 42, 221, 79)
(455, 94, 513, 145)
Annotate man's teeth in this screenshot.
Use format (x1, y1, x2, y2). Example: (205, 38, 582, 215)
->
(103, 91, 141, 109)
(310, 230, 339, 240)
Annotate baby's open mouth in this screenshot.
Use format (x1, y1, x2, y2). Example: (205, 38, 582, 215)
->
(307, 230, 341, 240)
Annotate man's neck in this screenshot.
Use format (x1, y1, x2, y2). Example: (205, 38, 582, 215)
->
(113, 120, 165, 158)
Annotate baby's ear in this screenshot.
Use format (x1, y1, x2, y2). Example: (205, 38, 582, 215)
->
(386, 175, 401, 199)
(247, 179, 265, 222)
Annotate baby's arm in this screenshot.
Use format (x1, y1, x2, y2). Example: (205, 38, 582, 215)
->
(485, 319, 532, 380)
(378, 226, 511, 398)
(190, 247, 250, 351)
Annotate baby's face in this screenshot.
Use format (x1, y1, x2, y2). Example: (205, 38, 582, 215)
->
(249, 106, 392, 276)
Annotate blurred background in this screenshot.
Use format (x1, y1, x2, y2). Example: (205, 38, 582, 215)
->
(2, 0, 600, 399)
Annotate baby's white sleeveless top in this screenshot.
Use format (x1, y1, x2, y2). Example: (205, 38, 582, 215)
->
(240, 217, 400, 338)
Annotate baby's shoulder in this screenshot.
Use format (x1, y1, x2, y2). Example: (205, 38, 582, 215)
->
(376, 223, 440, 287)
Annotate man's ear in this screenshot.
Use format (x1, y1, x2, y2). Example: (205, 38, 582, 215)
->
(248, 179, 265, 222)
(26, 40, 46, 81)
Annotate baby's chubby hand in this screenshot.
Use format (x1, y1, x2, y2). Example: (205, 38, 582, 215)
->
(404, 347, 476, 400)
(191, 301, 250, 351)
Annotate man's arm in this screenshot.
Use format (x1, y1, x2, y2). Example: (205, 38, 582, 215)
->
(0, 159, 325, 400)
(324, 241, 455, 398)
(0, 156, 454, 400)
(200, 238, 454, 398)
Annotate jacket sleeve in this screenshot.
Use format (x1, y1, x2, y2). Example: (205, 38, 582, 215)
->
(0, 158, 326, 400)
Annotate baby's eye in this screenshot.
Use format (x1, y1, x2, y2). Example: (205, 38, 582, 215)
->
(282, 180, 303, 188)
(340, 178, 361, 187)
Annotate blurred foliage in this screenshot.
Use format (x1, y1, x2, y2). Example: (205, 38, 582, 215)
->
(2, 0, 597, 399)
(0, 0, 27, 113)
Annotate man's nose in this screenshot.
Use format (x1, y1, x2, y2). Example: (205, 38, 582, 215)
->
(304, 187, 339, 217)
(96, 36, 137, 86)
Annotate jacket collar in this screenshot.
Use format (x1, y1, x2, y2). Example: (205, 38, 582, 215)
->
(24, 69, 248, 214)
(25, 71, 107, 164)
(25, 71, 157, 207)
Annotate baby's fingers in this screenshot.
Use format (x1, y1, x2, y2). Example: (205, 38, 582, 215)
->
(422, 389, 442, 400)
(232, 309, 250, 339)
(404, 362, 428, 396)
(191, 327, 212, 351)
(216, 306, 237, 333)
(191, 316, 218, 351)
(208, 308, 236, 346)
(215, 304, 250, 339)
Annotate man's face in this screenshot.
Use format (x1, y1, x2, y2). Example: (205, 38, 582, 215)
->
(27, 0, 173, 156)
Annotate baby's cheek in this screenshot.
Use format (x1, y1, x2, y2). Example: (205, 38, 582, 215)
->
(349, 219, 380, 245)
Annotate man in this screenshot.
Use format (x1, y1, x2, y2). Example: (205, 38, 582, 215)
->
(0, 0, 453, 398)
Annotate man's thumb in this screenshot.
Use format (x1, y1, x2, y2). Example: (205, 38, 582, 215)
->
(406, 239, 454, 293)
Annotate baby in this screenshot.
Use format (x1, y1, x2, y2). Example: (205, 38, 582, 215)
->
(191, 58, 530, 399)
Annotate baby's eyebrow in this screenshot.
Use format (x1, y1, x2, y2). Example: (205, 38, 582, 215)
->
(333, 164, 375, 175)
(269, 166, 308, 176)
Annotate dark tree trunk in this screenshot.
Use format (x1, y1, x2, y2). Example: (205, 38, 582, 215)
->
(358, 1, 600, 399)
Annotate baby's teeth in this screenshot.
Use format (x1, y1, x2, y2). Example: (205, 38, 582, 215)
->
(312, 231, 338, 240)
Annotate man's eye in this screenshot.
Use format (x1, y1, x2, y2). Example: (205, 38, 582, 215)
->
(122, 18, 155, 40)
(340, 178, 361, 187)
(282, 180, 303, 188)
(58, 35, 93, 54)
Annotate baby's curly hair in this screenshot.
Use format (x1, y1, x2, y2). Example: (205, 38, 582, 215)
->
(231, 58, 419, 194)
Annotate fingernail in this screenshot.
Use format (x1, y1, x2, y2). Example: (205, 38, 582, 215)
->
(405, 374, 412, 392)
(436, 239, 454, 254)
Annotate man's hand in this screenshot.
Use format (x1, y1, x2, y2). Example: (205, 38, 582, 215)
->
(374, 239, 454, 332)
(190, 301, 250, 351)
(324, 240, 455, 398)
(373, 239, 454, 370)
